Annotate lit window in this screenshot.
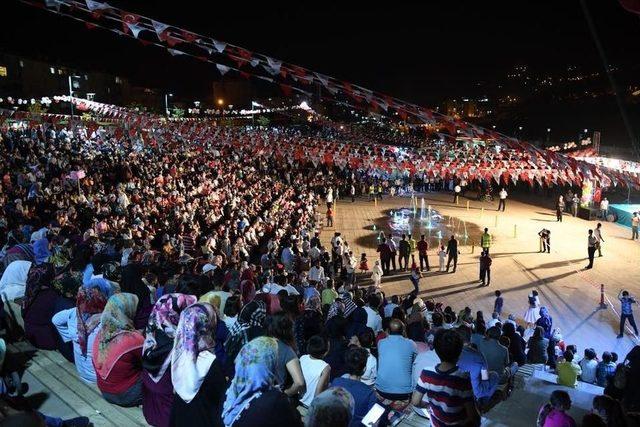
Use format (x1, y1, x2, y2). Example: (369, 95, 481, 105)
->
(50, 67, 55, 74)
(0, 66, 7, 77)
(115, 76, 122, 84)
(19, 60, 24, 68)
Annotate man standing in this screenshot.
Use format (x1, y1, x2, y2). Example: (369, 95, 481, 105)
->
(586, 229, 597, 269)
(556, 196, 565, 222)
(417, 234, 430, 272)
(600, 197, 609, 220)
(617, 290, 638, 338)
(446, 235, 459, 273)
(350, 183, 356, 203)
(453, 183, 461, 204)
(632, 212, 639, 240)
(498, 188, 508, 212)
(326, 206, 334, 227)
(594, 222, 604, 257)
(399, 234, 411, 271)
(387, 234, 398, 272)
(377, 238, 392, 275)
(408, 234, 417, 265)
(480, 228, 492, 254)
(571, 194, 580, 217)
(479, 250, 492, 287)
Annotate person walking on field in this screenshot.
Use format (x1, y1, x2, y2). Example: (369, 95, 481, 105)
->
(594, 223, 604, 257)
(498, 188, 508, 212)
(585, 229, 597, 269)
(556, 196, 565, 222)
(571, 194, 580, 217)
(350, 184, 356, 203)
(632, 212, 639, 240)
(480, 228, 492, 254)
(617, 290, 638, 338)
(446, 235, 459, 273)
(479, 250, 492, 287)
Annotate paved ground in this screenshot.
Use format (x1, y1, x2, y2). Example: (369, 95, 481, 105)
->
(322, 192, 640, 357)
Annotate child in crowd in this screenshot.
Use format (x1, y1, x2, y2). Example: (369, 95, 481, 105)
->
(524, 290, 540, 328)
(438, 245, 446, 271)
(494, 290, 504, 316)
(299, 335, 331, 408)
(359, 253, 369, 274)
(537, 390, 576, 427)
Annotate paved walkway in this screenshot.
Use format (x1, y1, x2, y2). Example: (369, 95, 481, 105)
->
(322, 192, 640, 357)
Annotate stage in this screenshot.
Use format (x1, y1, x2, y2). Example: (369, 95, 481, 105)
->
(610, 204, 640, 227)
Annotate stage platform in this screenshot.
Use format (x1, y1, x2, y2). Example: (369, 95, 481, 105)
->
(610, 204, 640, 228)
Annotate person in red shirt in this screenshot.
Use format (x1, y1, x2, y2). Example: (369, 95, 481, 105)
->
(417, 235, 430, 272)
(326, 207, 334, 227)
(92, 293, 145, 407)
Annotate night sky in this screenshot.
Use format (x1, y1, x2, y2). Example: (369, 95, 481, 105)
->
(2, 0, 640, 145)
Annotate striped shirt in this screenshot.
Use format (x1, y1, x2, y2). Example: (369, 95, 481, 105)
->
(415, 365, 474, 427)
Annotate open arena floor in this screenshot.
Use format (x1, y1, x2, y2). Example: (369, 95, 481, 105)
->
(322, 192, 640, 357)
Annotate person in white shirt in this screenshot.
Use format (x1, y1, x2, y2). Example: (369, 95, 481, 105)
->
(487, 312, 502, 329)
(358, 330, 378, 386)
(371, 260, 383, 288)
(308, 261, 326, 284)
(498, 188, 508, 212)
(578, 348, 598, 384)
(384, 295, 400, 318)
(0, 260, 32, 301)
(594, 222, 605, 257)
(599, 198, 609, 220)
(438, 245, 446, 272)
(299, 336, 330, 407)
(364, 294, 383, 333)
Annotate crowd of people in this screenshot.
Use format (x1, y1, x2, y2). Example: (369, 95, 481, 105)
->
(0, 119, 638, 427)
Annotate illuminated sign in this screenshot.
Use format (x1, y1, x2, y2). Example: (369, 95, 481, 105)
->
(0, 66, 7, 77)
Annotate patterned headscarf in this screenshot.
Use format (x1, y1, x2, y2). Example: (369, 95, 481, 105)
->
(306, 387, 355, 427)
(224, 299, 267, 363)
(94, 293, 143, 379)
(143, 293, 197, 382)
(76, 278, 117, 356)
(326, 301, 345, 321)
(171, 303, 218, 403)
(222, 336, 279, 426)
(304, 295, 322, 313)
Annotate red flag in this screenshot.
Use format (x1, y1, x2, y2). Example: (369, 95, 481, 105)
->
(121, 12, 139, 34)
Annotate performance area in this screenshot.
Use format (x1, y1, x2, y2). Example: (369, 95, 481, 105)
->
(2, 1, 640, 427)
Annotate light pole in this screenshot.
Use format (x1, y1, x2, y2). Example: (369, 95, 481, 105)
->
(546, 128, 551, 144)
(165, 93, 173, 116)
(68, 75, 81, 119)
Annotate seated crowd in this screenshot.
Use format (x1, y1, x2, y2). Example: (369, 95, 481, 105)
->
(0, 121, 638, 427)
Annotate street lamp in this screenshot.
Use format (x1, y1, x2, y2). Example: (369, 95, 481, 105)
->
(217, 98, 225, 107)
(165, 93, 173, 116)
(546, 128, 551, 143)
(68, 74, 81, 119)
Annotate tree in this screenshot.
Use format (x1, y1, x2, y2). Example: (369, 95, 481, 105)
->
(27, 101, 47, 115)
(171, 107, 185, 119)
(257, 115, 270, 127)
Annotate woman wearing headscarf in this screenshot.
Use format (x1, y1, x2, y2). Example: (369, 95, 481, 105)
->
(535, 306, 553, 339)
(198, 291, 230, 373)
(345, 306, 369, 340)
(142, 293, 197, 427)
(52, 278, 116, 383)
(92, 292, 145, 407)
(120, 263, 153, 329)
(223, 299, 267, 376)
(502, 322, 526, 366)
(22, 238, 58, 350)
(169, 303, 226, 427)
(306, 387, 355, 427)
(222, 336, 303, 427)
(49, 262, 86, 363)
